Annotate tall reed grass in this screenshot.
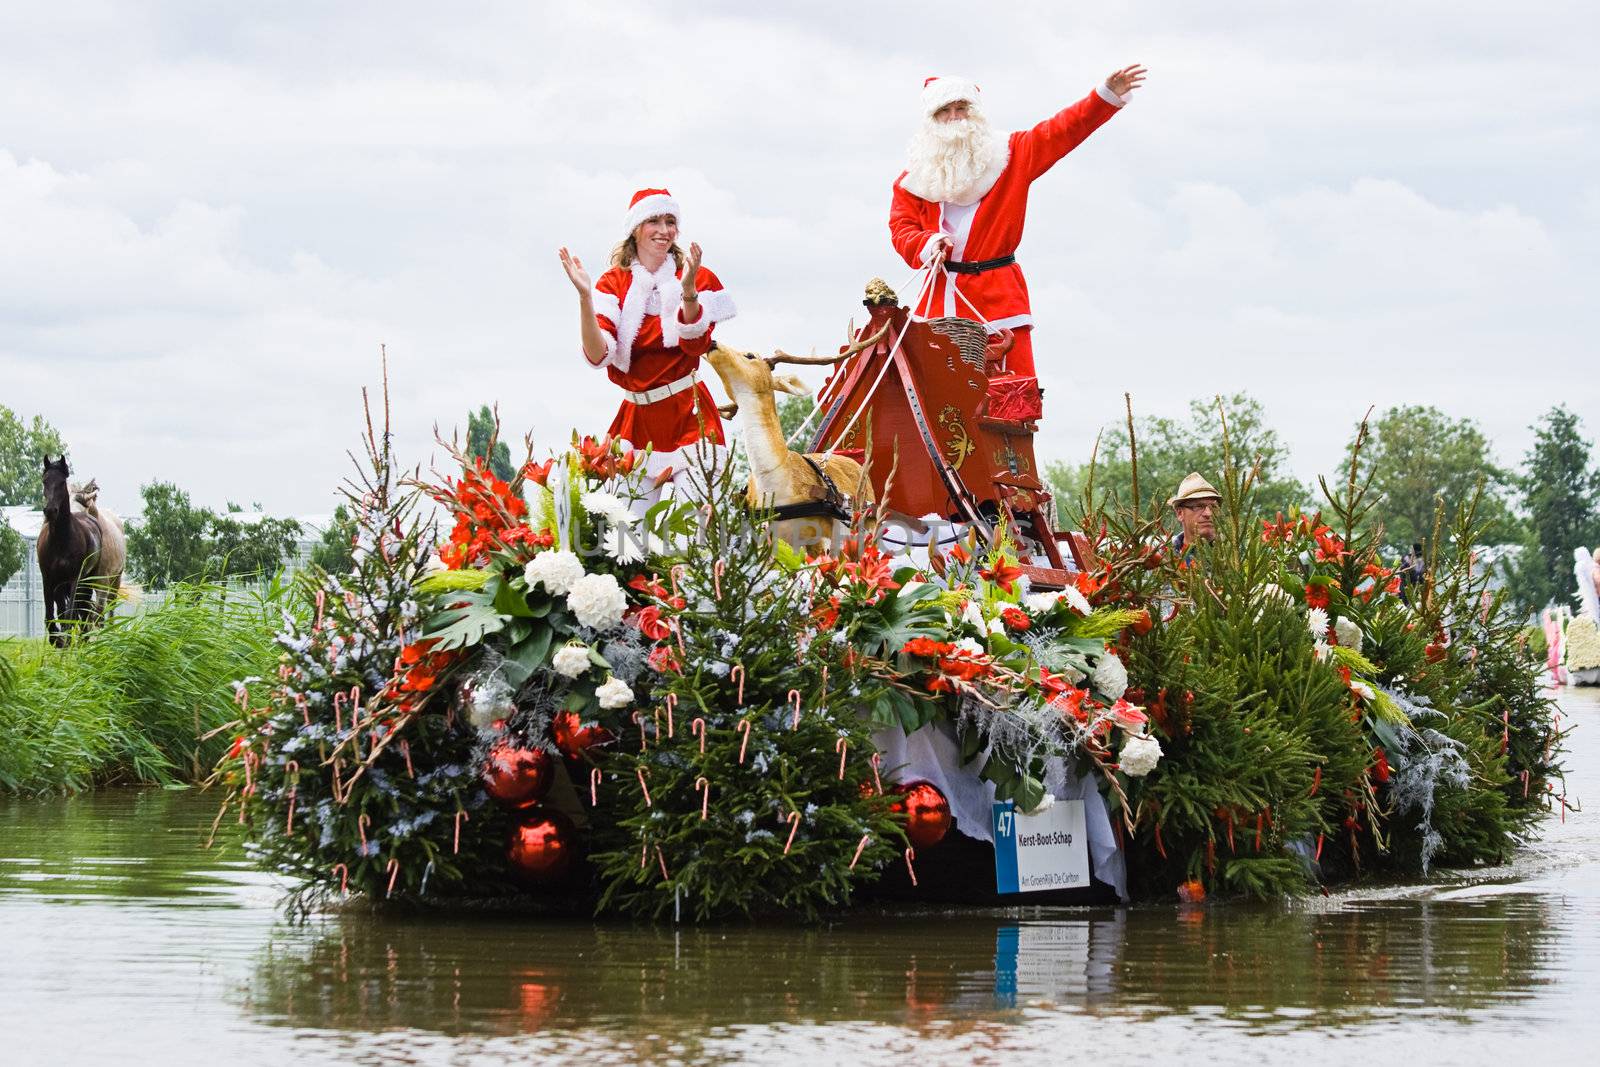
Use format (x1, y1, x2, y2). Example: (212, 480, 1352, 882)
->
(0, 582, 287, 793)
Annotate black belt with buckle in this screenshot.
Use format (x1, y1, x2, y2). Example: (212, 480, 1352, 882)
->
(944, 254, 1016, 275)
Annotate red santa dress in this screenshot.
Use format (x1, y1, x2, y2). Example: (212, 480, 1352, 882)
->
(888, 85, 1126, 378)
(588, 257, 736, 461)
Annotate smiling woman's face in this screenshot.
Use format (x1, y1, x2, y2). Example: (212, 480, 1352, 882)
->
(633, 214, 678, 264)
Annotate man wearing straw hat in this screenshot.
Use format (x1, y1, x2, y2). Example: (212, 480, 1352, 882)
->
(1169, 472, 1222, 553)
(887, 64, 1146, 383)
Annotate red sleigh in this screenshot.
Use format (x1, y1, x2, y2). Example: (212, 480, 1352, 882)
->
(805, 280, 1090, 588)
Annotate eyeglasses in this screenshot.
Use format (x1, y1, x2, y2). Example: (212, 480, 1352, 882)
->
(1178, 500, 1220, 514)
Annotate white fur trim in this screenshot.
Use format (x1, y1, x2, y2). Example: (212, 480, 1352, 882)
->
(697, 287, 737, 323)
(589, 329, 620, 370)
(921, 76, 981, 116)
(918, 232, 945, 265)
(622, 193, 681, 237)
(677, 301, 710, 339)
(613, 260, 683, 373)
(591, 290, 621, 323)
(1095, 83, 1127, 108)
(983, 313, 1033, 332)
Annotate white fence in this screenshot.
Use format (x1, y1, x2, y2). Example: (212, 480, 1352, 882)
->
(1, 507, 329, 639)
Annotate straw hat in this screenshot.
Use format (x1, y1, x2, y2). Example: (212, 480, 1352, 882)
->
(1168, 472, 1222, 507)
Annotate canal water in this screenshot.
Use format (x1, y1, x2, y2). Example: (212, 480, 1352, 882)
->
(2, 692, 1595, 1066)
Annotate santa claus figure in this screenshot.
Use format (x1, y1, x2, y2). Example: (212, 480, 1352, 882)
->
(889, 65, 1146, 381)
(559, 188, 736, 487)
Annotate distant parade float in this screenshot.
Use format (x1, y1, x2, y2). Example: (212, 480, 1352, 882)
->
(215, 290, 1568, 917)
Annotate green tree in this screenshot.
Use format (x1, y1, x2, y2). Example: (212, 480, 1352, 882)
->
(1046, 393, 1308, 522)
(0, 405, 68, 508)
(309, 503, 357, 575)
(126, 482, 214, 589)
(1504, 406, 1600, 613)
(1349, 405, 1518, 549)
(777, 394, 817, 443)
(209, 505, 303, 580)
(0, 515, 24, 588)
(465, 405, 513, 481)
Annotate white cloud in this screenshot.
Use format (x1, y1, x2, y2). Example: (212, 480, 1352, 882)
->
(0, 1, 1594, 515)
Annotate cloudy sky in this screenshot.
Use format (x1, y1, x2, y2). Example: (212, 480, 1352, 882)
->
(2, 1, 1595, 516)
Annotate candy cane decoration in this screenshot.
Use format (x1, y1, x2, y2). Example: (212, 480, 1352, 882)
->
(870, 752, 883, 795)
(821, 665, 828, 701)
(783, 810, 802, 854)
(737, 719, 752, 764)
(349, 685, 362, 723)
(1522, 769, 1530, 798)
(788, 689, 803, 730)
(284, 761, 300, 834)
(670, 563, 688, 598)
(332, 862, 349, 896)
(234, 684, 249, 713)
(591, 767, 603, 806)
(333, 693, 346, 734)
(453, 809, 468, 854)
(358, 813, 371, 849)
(386, 857, 401, 898)
(713, 559, 726, 599)
(331, 760, 344, 803)
(295, 692, 310, 727)
(692, 717, 707, 754)
(314, 589, 326, 631)
(836, 738, 849, 780)
(731, 664, 746, 705)
(656, 846, 670, 882)
(849, 833, 870, 870)
(665, 694, 676, 739)
(636, 766, 652, 807)
(904, 846, 918, 887)
(241, 749, 254, 794)
(399, 739, 414, 778)
(696, 776, 710, 820)
(632, 711, 648, 751)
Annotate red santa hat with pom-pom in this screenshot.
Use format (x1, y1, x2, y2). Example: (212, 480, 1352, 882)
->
(920, 75, 982, 116)
(622, 187, 681, 238)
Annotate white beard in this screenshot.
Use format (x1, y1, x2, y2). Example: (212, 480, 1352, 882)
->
(901, 110, 1009, 206)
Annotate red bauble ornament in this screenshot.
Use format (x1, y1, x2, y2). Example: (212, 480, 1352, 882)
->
(483, 741, 555, 810)
(551, 711, 614, 761)
(892, 780, 951, 849)
(507, 810, 574, 884)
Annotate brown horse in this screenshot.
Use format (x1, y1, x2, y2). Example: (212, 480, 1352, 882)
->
(38, 455, 103, 647)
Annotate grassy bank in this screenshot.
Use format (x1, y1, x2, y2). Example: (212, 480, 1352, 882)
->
(0, 583, 286, 793)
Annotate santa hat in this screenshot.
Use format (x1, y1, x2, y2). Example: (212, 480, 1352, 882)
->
(920, 75, 982, 116)
(622, 187, 681, 237)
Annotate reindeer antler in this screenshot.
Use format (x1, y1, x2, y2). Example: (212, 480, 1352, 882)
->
(768, 321, 891, 367)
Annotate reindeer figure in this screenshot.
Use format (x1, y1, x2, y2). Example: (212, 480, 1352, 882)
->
(704, 323, 889, 550)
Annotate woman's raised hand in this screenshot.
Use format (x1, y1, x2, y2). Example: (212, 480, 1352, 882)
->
(558, 247, 592, 296)
(681, 242, 703, 300)
(1105, 64, 1148, 97)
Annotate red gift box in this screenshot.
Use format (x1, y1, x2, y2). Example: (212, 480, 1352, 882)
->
(986, 375, 1042, 422)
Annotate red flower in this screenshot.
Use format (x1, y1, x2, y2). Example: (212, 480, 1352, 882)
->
(1305, 584, 1331, 610)
(980, 558, 1024, 594)
(523, 459, 554, 486)
(903, 636, 957, 658)
(948, 542, 971, 565)
(1372, 747, 1391, 784)
(1109, 699, 1148, 733)
(1000, 606, 1032, 631)
(1036, 667, 1071, 696)
(628, 604, 672, 641)
(647, 645, 680, 674)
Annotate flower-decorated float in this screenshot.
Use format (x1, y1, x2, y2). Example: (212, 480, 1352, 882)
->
(215, 308, 1569, 918)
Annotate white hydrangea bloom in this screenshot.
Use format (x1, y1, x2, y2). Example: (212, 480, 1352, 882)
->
(567, 572, 628, 630)
(1334, 615, 1363, 652)
(1060, 585, 1093, 616)
(961, 599, 985, 631)
(1120, 732, 1163, 777)
(1307, 607, 1331, 640)
(552, 643, 591, 679)
(1092, 653, 1128, 701)
(581, 489, 635, 525)
(524, 550, 584, 595)
(987, 615, 1007, 634)
(1024, 590, 1063, 613)
(595, 675, 634, 709)
(954, 636, 985, 656)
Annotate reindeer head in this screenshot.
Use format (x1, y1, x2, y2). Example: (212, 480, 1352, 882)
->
(706, 322, 891, 419)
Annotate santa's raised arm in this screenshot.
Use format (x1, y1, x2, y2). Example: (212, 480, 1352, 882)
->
(888, 65, 1146, 383)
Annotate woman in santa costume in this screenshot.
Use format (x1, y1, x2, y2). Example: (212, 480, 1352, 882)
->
(888, 65, 1146, 381)
(558, 188, 736, 486)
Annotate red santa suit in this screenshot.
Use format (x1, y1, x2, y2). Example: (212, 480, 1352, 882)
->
(889, 81, 1127, 378)
(588, 257, 736, 458)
